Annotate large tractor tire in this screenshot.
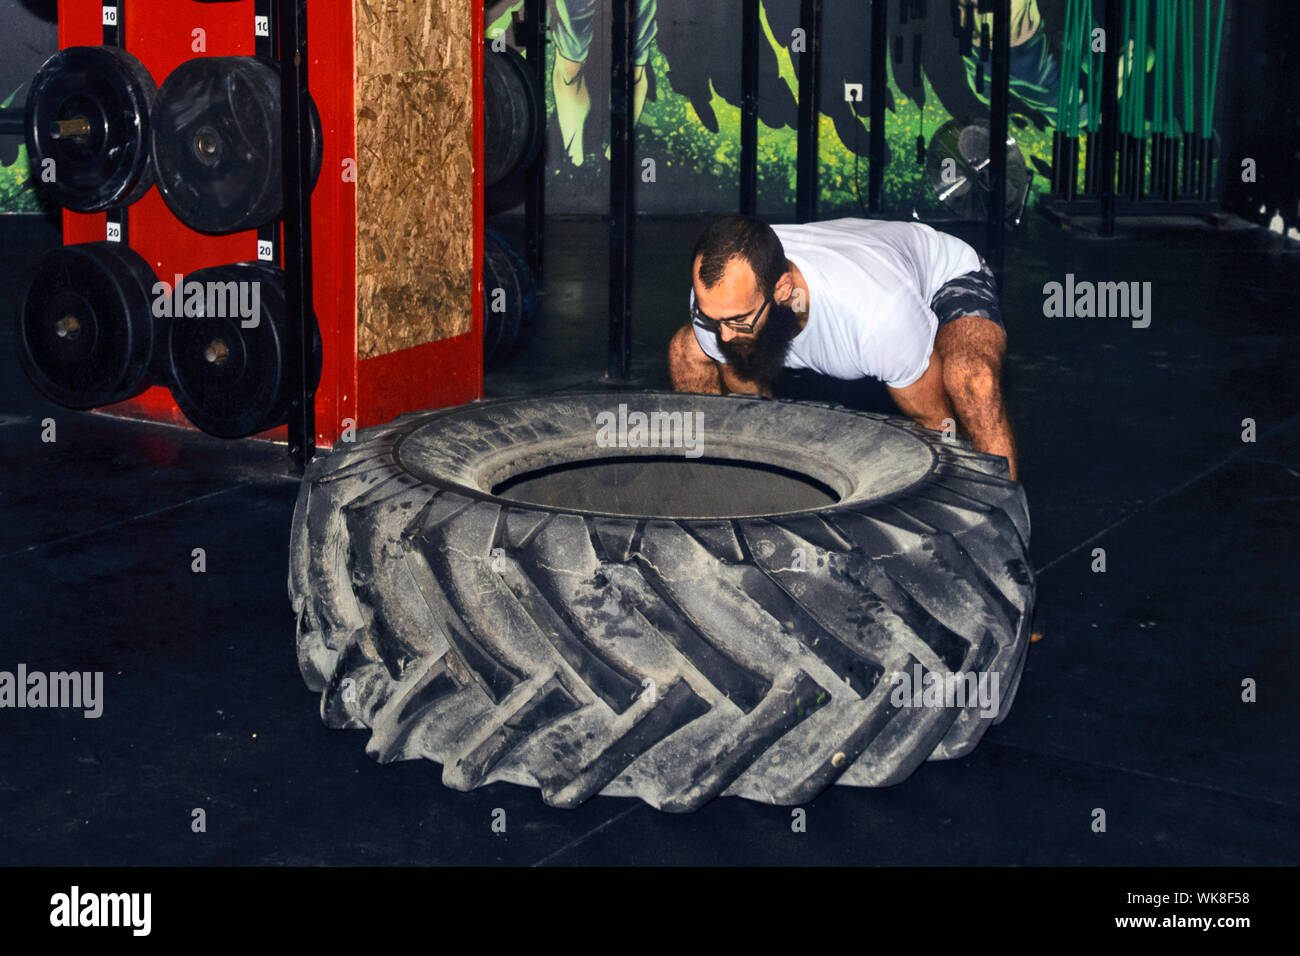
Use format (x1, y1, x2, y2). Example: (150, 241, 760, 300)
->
(289, 393, 1034, 811)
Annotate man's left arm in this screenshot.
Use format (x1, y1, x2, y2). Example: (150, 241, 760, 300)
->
(885, 350, 954, 432)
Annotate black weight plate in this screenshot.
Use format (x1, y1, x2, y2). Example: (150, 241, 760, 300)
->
(282, 93, 324, 190)
(306, 94, 324, 190)
(484, 43, 544, 190)
(152, 56, 324, 235)
(152, 57, 282, 234)
(18, 242, 161, 408)
(482, 228, 536, 367)
(482, 230, 518, 362)
(167, 262, 321, 438)
(242, 262, 323, 396)
(25, 46, 157, 212)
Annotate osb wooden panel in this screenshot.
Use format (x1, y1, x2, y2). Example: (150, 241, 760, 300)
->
(354, 0, 474, 358)
(355, 0, 462, 76)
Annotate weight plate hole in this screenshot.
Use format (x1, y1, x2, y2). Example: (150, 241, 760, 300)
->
(204, 339, 231, 366)
(55, 315, 82, 340)
(50, 116, 92, 141)
(193, 127, 222, 164)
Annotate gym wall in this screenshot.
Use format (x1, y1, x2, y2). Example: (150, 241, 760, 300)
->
(489, 0, 1261, 223)
(1218, 1, 1300, 236)
(0, 0, 57, 213)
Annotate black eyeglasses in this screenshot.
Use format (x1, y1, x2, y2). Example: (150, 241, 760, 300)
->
(691, 292, 773, 334)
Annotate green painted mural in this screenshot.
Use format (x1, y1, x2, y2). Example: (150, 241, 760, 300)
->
(489, 0, 1081, 218)
(0, 0, 57, 213)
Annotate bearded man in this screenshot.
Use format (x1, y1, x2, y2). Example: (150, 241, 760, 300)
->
(668, 215, 1019, 480)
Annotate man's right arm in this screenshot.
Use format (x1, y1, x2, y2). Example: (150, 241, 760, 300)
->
(669, 324, 770, 395)
(669, 324, 724, 393)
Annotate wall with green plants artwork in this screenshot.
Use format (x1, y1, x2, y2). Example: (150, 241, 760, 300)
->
(488, 0, 1079, 220)
(0, 0, 58, 214)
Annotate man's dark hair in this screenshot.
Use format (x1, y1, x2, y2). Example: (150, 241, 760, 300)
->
(692, 215, 788, 294)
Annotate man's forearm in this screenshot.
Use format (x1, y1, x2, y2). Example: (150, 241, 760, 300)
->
(666, 326, 771, 396)
(966, 413, 1019, 481)
(671, 359, 724, 393)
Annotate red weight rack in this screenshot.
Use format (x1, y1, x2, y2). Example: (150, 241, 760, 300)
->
(56, 0, 484, 453)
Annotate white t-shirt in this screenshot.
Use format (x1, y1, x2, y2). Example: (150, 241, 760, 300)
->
(691, 218, 982, 388)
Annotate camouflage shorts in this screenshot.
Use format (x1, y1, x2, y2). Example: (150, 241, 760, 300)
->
(929, 256, 1005, 334)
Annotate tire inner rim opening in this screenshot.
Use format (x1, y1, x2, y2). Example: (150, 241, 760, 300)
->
(492, 456, 841, 518)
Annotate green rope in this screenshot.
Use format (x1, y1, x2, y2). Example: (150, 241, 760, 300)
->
(1135, 0, 1148, 138)
(1071, 0, 1081, 136)
(1159, 1, 1170, 134)
(1081, 0, 1093, 137)
(1170, 0, 1180, 133)
(1171, 0, 1181, 133)
(1068, 0, 1085, 137)
(1092, 0, 1103, 133)
(1120, 0, 1133, 134)
(1200, 0, 1210, 134)
(1181, 0, 1194, 134)
(1070, 0, 1086, 137)
(1057, 0, 1076, 132)
(1206, 0, 1226, 132)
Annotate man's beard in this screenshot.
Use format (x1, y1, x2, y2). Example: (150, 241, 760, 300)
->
(717, 302, 802, 388)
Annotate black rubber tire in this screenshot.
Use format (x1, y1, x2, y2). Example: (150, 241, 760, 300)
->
(289, 393, 1034, 811)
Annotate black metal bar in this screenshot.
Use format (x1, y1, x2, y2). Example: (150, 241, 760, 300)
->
(607, 0, 634, 381)
(278, 0, 316, 470)
(256, 0, 279, 269)
(105, 0, 127, 247)
(102, 0, 122, 46)
(1151, 130, 1164, 194)
(1050, 130, 1063, 194)
(1163, 131, 1178, 200)
(1116, 131, 1130, 195)
(254, 0, 273, 57)
(1099, 0, 1121, 236)
(1198, 135, 1212, 200)
(739, 0, 759, 215)
(523, 0, 545, 283)
(986, 0, 1010, 278)
(868, 0, 887, 212)
(795, 0, 821, 223)
(1134, 136, 1146, 200)
(0, 107, 22, 136)
(1065, 135, 1078, 200)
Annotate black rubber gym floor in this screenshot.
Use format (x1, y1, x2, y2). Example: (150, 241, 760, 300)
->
(2, 212, 1296, 865)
